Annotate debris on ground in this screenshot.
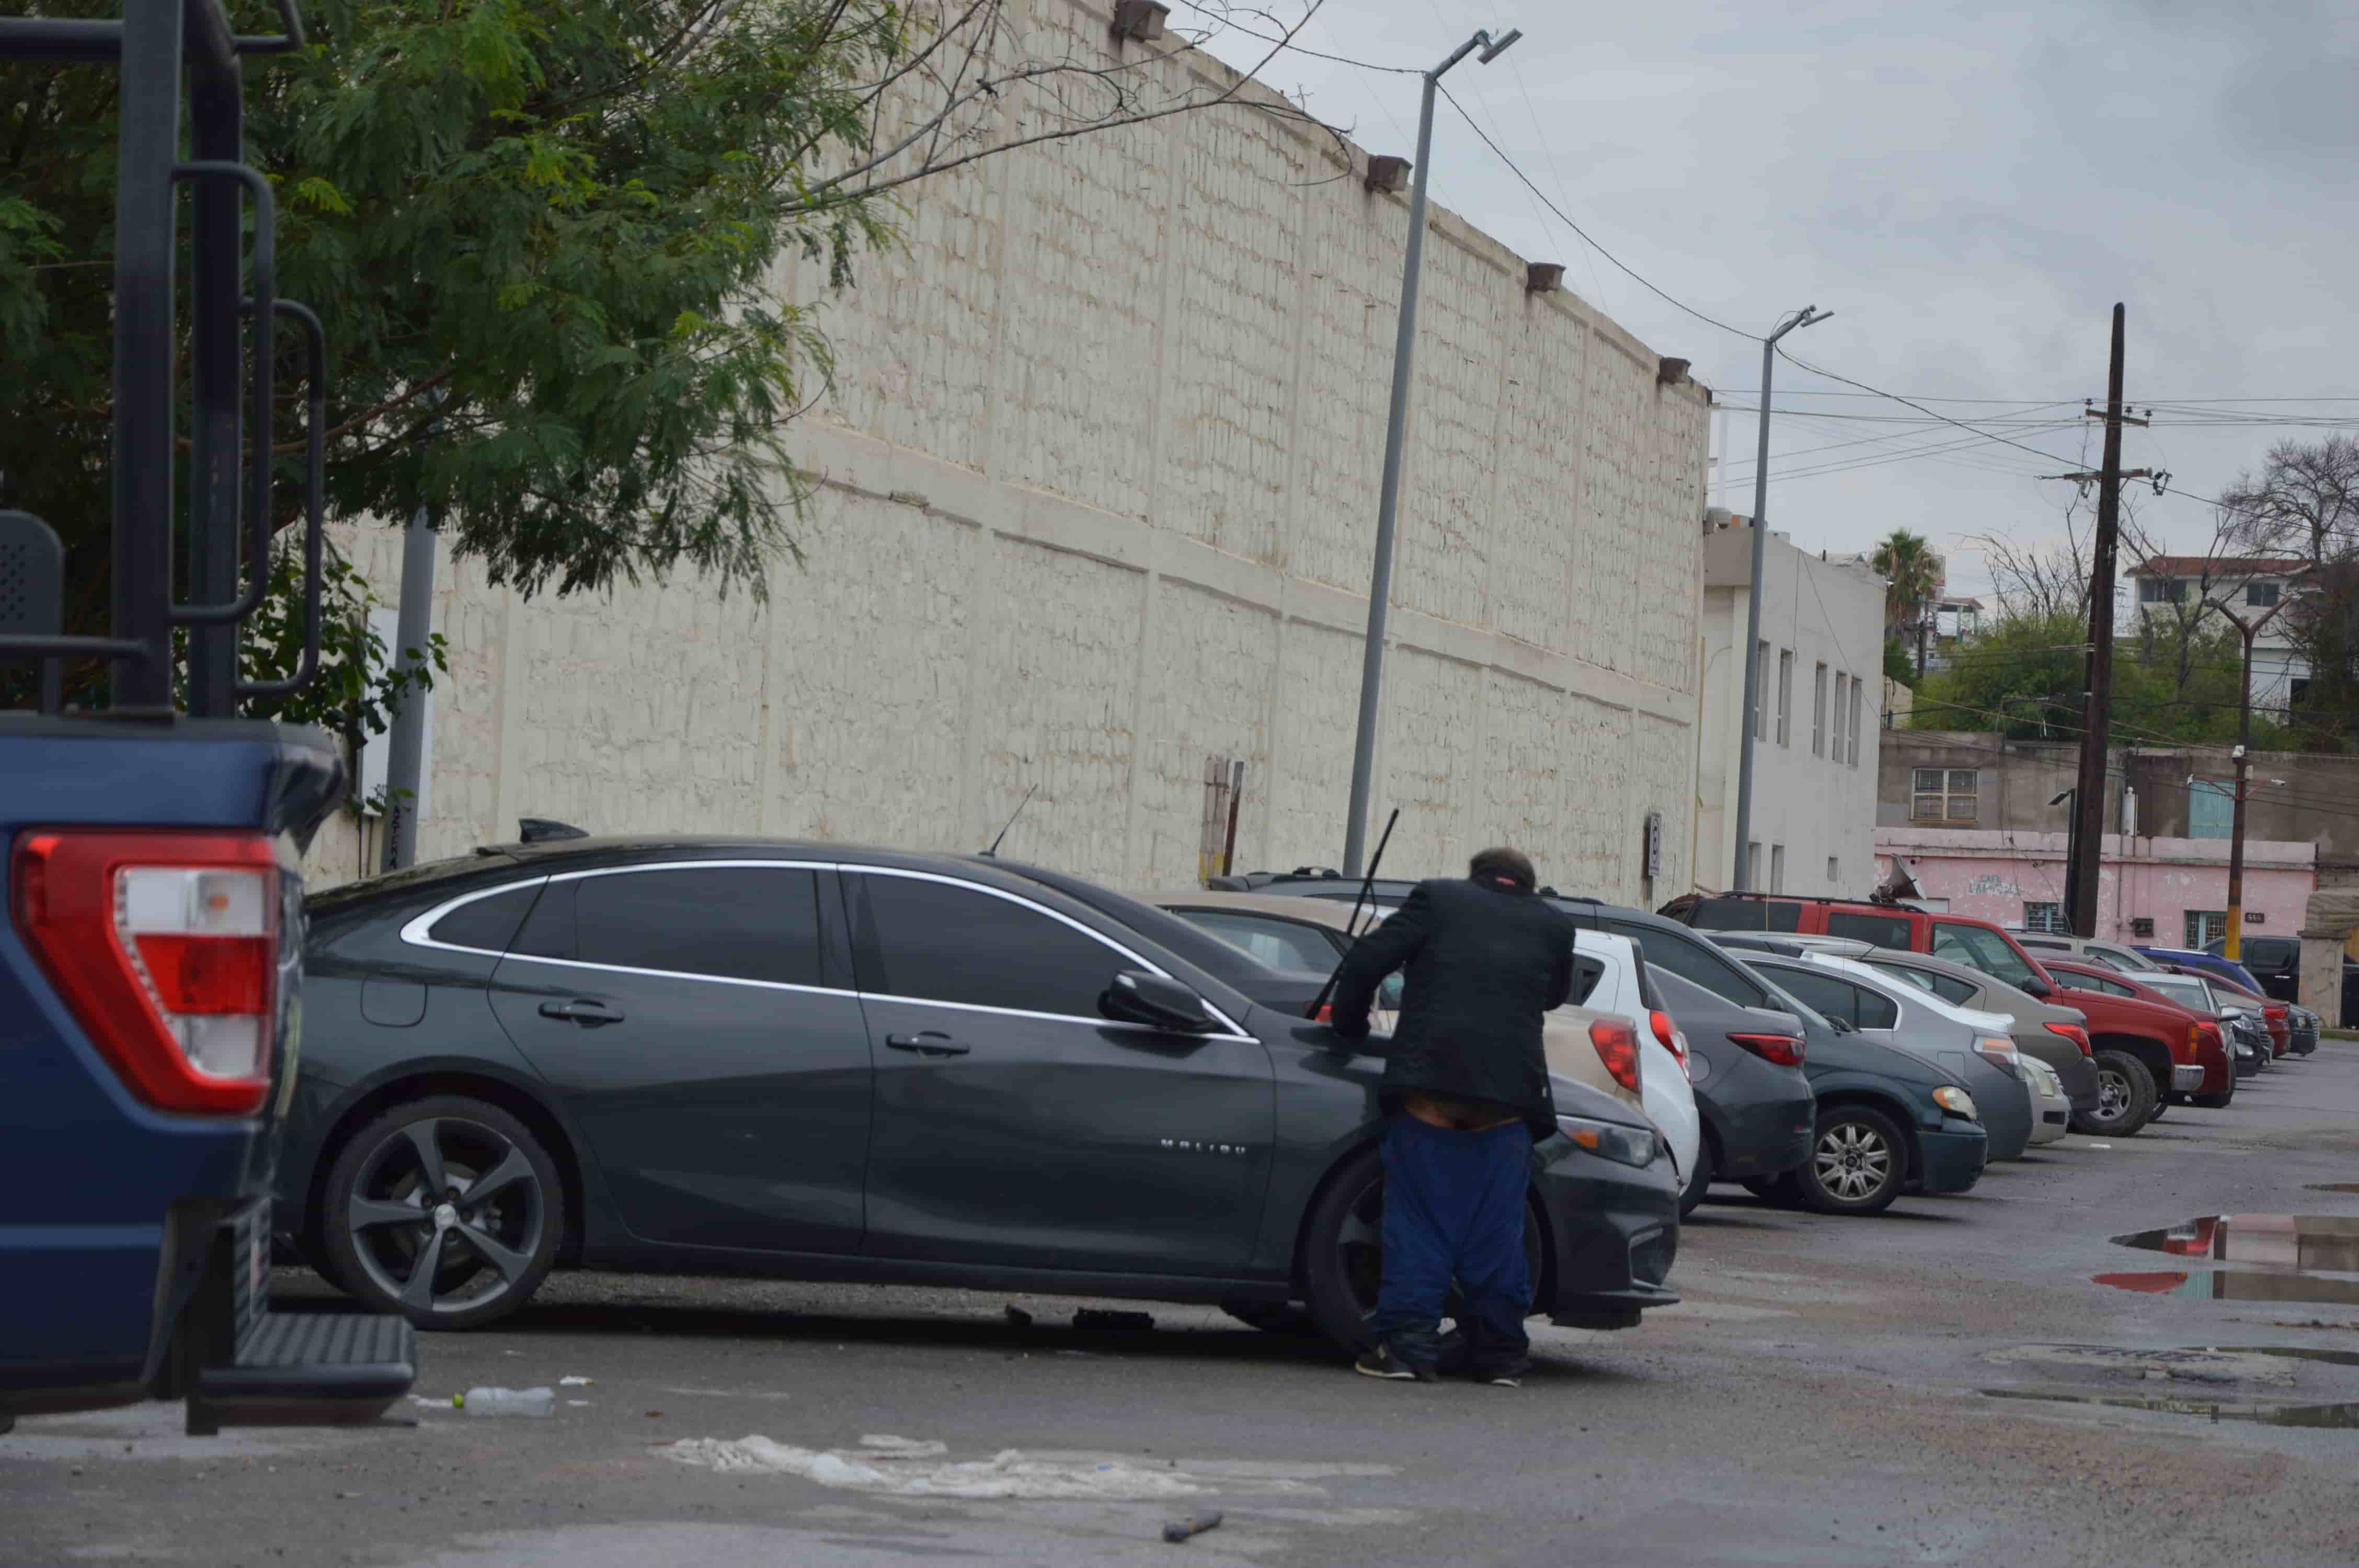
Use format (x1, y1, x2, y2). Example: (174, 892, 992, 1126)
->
(456, 1387, 555, 1417)
(1983, 1345, 2296, 1387)
(558, 1375, 595, 1387)
(1074, 1308, 1155, 1331)
(1162, 1509, 1224, 1543)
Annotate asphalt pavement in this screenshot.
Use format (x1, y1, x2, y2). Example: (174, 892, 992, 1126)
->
(12, 1043, 2359, 1567)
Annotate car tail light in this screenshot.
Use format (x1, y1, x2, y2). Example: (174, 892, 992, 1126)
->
(1312, 1004, 1333, 1023)
(13, 830, 280, 1115)
(1974, 1035, 2021, 1072)
(2195, 1021, 2224, 1060)
(1647, 1009, 1688, 1070)
(1729, 1032, 1804, 1068)
(2044, 1021, 2092, 1057)
(1589, 1018, 1642, 1094)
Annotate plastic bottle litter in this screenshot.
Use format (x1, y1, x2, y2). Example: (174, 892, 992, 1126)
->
(455, 1386, 555, 1417)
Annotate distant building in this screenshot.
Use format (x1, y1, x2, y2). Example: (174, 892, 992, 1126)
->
(2125, 555, 2312, 712)
(1696, 513, 1884, 897)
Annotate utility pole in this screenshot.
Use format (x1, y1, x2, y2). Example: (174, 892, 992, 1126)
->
(2217, 594, 2285, 961)
(2065, 304, 2136, 938)
(1731, 305, 1832, 890)
(1341, 24, 1522, 876)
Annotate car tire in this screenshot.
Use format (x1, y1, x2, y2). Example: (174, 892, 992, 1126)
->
(320, 1095, 564, 1331)
(1677, 1136, 1715, 1218)
(2147, 1099, 2169, 1121)
(1298, 1145, 1541, 1354)
(1741, 1172, 1800, 1206)
(2190, 1077, 2237, 1110)
(2071, 1051, 2157, 1138)
(1795, 1106, 1906, 1216)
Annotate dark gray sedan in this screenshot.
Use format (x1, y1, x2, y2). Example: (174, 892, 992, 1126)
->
(278, 837, 1679, 1345)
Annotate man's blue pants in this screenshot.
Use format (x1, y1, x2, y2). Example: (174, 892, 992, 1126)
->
(1367, 1113, 1532, 1367)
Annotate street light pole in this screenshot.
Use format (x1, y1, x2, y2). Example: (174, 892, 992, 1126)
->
(1341, 25, 1523, 878)
(1730, 306, 1831, 890)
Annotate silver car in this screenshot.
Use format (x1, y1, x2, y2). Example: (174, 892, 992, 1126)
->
(1847, 949, 2102, 1118)
(2014, 932, 2163, 974)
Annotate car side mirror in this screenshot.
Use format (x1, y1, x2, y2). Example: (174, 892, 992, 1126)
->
(1828, 1016, 1855, 1035)
(1100, 970, 1217, 1033)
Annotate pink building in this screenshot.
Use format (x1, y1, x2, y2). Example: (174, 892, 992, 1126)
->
(1873, 827, 2316, 950)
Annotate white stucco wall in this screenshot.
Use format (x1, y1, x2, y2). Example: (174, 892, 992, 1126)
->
(1694, 522, 1883, 896)
(310, 0, 1713, 901)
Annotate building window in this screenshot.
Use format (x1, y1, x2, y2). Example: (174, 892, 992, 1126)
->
(1848, 678, 1864, 767)
(1770, 844, 1786, 893)
(2023, 901, 2065, 935)
(1831, 674, 1849, 763)
(2291, 676, 2311, 709)
(2185, 909, 2228, 949)
(1827, 855, 1840, 884)
(1910, 767, 1978, 825)
(1812, 663, 1828, 757)
(1776, 650, 1794, 747)
(1754, 641, 1770, 741)
(1747, 841, 1761, 890)
(2247, 582, 2280, 607)
(2138, 578, 2187, 604)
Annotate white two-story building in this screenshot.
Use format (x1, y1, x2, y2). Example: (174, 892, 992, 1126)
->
(2124, 555, 2312, 712)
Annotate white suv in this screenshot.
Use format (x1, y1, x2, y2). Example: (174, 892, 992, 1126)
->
(1571, 930, 1703, 1187)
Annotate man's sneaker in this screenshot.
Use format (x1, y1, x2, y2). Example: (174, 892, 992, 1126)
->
(1354, 1343, 1438, 1383)
(1476, 1358, 1532, 1388)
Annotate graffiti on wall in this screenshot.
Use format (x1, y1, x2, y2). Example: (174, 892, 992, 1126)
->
(1962, 872, 2021, 897)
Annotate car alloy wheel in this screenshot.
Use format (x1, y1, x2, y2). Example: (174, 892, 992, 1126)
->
(1301, 1148, 1540, 1351)
(327, 1096, 562, 1328)
(1814, 1122, 1892, 1203)
(1795, 1105, 1906, 1216)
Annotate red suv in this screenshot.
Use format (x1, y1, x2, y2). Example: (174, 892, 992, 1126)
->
(1665, 894, 2202, 1135)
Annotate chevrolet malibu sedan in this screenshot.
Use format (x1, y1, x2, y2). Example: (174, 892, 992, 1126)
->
(279, 836, 1680, 1345)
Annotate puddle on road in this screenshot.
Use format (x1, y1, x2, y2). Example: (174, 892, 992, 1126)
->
(2093, 1269, 2359, 1306)
(2305, 1183, 2359, 1194)
(2111, 1214, 2359, 1272)
(1981, 1388, 2359, 1428)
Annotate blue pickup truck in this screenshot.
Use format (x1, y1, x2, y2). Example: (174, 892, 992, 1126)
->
(0, 0, 414, 1434)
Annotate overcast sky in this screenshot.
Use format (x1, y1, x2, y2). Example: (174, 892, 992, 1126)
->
(1189, 0, 2357, 603)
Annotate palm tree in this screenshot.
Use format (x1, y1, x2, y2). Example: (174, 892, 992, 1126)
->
(1871, 530, 1943, 668)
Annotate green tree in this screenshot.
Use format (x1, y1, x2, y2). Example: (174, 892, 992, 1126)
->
(1870, 528, 1943, 649)
(0, 0, 1320, 709)
(1882, 636, 1917, 689)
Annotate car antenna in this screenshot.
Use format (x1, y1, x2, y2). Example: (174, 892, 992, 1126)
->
(979, 783, 1038, 859)
(1304, 807, 1399, 1021)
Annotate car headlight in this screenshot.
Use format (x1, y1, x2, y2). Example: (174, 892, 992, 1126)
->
(1932, 1085, 1979, 1121)
(1555, 1115, 1658, 1168)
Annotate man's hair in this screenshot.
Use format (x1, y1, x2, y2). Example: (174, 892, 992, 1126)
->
(1469, 847, 1537, 891)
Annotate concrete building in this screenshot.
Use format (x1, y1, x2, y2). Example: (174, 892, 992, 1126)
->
(1693, 514, 1884, 897)
(1876, 730, 2359, 954)
(2125, 554, 2312, 712)
(309, 0, 1714, 902)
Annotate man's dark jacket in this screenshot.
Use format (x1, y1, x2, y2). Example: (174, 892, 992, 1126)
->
(1329, 876, 1577, 1132)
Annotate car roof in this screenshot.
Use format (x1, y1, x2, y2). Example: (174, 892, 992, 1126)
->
(1143, 890, 1375, 929)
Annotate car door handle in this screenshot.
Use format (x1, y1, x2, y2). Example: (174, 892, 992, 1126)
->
(540, 998, 625, 1027)
(886, 1032, 970, 1057)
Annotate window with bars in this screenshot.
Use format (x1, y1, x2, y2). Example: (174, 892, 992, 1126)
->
(1910, 767, 1978, 824)
(2185, 910, 2228, 949)
(2023, 901, 2064, 935)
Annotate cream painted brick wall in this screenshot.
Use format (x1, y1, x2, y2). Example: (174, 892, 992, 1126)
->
(306, 0, 1712, 905)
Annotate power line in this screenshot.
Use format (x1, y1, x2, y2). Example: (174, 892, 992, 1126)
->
(1434, 82, 1763, 344)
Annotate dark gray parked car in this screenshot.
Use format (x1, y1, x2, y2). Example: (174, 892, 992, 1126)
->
(279, 838, 1680, 1343)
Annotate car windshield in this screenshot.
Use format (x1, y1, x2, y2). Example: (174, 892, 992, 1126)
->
(1930, 921, 2040, 989)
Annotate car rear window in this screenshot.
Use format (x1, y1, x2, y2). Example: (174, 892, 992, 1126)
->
(1827, 909, 1914, 948)
(1603, 918, 1769, 1009)
(425, 882, 542, 953)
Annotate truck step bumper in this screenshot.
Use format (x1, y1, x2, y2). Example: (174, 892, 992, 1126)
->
(187, 1312, 415, 1435)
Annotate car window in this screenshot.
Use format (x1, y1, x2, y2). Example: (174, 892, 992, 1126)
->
(2066, 971, 2137, 998)
(426, 882, 542, 953)
(852, 873, 1128, 1019)
(2144, 976, 2208, 1009)
(1827, 910, 1914, 949)
(548, 867, 825, 986)
(1604, 918, 1768, 1008)
(1686, 898, 1800, 932)
(1765, 966, 1861, 1025)
(1852, 985, 1902, 1030)
(1930, 920, 2039, 988)
(1178, 911, 1337, 975)
(1873, 962, 1978, 1007)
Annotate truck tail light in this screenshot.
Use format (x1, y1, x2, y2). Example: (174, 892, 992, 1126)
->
(1589, 1018, 1642, 1094)
(1729, 1032, 1804, 1068)
(12, 830, 280, 1115)
(1647, 1009, 1688, 1070)
(2193, 1021, 2223, 1061)
(2044, 1021, 2092, 1057)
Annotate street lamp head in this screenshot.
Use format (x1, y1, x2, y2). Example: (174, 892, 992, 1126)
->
(2230, 743, 2248, 760)
(2048, 788, 2075, 806)
(1476, 27, 1523, 62)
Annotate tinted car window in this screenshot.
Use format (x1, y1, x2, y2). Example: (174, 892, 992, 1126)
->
(426, 882, 542, 953)
(1767, 966, 1862, 1025)
(1930, 920, 2038, 988)
(560, 867, 823, 986)
(1828, 910, 1914, 948)
(1852, 985, 1901, 1030)
(1602, 918, 1768, 1008)
(2064, 970, 2138, 998)
(1687, 898, 1799, 932)
(1879, 963, 1979, 1007)
(1180, 912, 1337, 975)
(853, 873, 1126, 1019)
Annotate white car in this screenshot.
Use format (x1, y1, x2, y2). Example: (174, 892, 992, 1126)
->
(2023, 1055, 2070, 1145)
(1571, 930, 1703, 1190)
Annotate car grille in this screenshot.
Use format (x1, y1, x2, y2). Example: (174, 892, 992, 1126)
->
(1631, 1226, 1677, 1286)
